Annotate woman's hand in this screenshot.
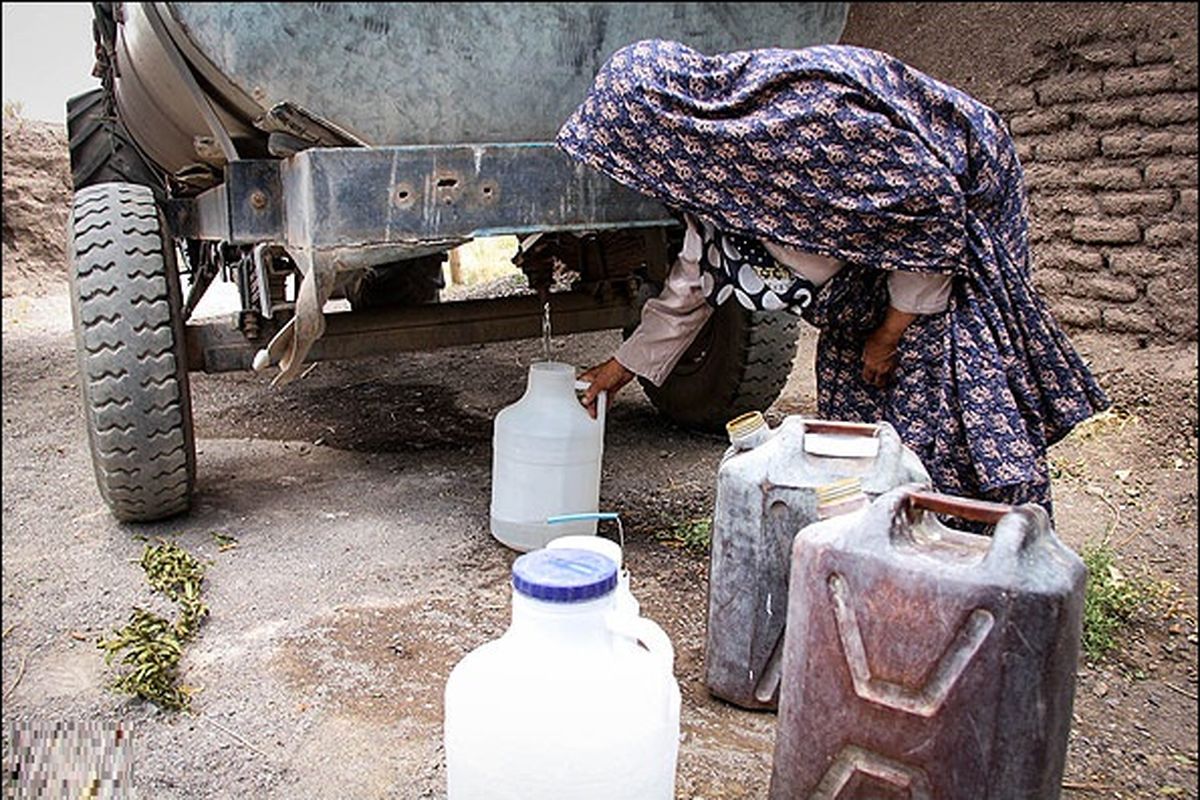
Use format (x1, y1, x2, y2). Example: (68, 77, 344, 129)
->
(862, 307, 918, 388)
(578, 358, 635, 418)
(862, 328, 901, 388)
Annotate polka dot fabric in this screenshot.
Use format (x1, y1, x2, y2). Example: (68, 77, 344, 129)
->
(691, 215, 817, 314)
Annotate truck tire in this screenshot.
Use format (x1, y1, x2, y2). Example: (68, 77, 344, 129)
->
(639, 301, 800, 432)
(66, 88, 162, 197)
(69, 182, 196, 522)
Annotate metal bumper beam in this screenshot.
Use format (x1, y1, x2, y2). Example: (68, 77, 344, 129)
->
(169, 143, 673, 256)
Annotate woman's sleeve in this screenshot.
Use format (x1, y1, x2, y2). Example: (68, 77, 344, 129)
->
(615, 218, 714, 386)
(887, 270, 953, 314)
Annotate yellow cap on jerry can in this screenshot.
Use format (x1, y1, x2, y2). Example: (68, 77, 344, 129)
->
(815, 477, 868, 519)
(726, 411, 769, 451)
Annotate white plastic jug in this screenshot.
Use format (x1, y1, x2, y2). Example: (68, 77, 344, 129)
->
(443, 548, 680, 800)
(490, 362, 606, 552)
(546, 512, 640, 618)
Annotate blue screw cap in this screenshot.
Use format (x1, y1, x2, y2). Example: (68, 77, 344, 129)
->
(511, 548, 618, 603)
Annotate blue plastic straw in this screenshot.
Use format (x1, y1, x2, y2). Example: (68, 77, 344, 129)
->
(547, 513, 620, 524)
(546, 512, 624, 551)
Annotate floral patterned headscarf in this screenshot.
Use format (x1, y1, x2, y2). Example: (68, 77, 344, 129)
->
(557, 39, 1111, 517)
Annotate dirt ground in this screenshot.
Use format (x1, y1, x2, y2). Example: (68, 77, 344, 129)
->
(2, 119, 1197, 799)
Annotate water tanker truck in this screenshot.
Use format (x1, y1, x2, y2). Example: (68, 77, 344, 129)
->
(66, 2, 848, 521)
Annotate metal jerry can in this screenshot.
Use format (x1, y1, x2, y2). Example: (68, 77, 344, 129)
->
(704, 413, 930, 711)
(770, 486, 1087, 800)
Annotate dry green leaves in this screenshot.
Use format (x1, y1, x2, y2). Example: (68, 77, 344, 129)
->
(1080, 542, 1179, 664)
(98, 539, 210, 711)
(658, 517, 713, 554)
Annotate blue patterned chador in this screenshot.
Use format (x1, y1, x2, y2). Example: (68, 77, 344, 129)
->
(556, 39, 1110, 517)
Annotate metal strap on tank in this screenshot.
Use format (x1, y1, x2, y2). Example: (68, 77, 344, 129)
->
(144, 2, 239, 163)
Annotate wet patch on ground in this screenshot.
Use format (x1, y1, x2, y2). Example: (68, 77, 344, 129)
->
(209, 380, 492, 455)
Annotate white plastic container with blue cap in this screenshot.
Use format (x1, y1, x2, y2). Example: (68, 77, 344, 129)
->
(443, 548, 680, 799)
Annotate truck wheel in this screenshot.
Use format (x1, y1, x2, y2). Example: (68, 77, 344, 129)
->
(69, 183, 196, 522)
(66, 88, 162, 197)
(639, 302, 800, 432)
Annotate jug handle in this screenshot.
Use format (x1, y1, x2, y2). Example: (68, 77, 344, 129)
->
(574, 380, 607, 428)
(607, 613, 675, 676)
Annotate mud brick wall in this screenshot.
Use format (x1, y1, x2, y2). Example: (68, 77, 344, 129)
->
(841, 3, 1199, 341)
(997, 37, 1197, 339)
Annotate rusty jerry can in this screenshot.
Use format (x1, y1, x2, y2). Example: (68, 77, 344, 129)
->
(769, 484, 1087, 800)
(704, 413, 930, 711)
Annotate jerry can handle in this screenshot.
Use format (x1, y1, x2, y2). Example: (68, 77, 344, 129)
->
(607, 613, 675, 675)
(803, 420, 880, 437)
(802, 419, 886, 460)
(905, 491, 1011, 525)
(905, 490, 1048, 567)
